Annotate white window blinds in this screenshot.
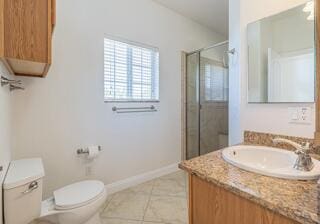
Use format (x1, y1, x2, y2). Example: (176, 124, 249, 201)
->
(104, 37, 159, 102)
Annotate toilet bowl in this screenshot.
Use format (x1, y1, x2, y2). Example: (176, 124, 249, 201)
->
(3, 158, 107, 224)
(40, 180, 107, 224)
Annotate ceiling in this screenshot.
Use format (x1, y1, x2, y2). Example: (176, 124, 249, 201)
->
(153, 0, 228, 37)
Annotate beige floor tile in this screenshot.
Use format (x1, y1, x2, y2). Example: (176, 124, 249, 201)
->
(99, 194, 115, 213)
(30, 221, 53, 224)
(143, 196, 188, 224)
(152, 178, 186, 197)
(120, 180, 154, 195)
(102, 218, 141, 224)
(102, 192, 150, 220)
(159, 171, 187, 184)
(142, 222, 166, 224)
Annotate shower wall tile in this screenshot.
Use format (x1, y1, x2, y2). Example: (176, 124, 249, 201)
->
(200, 102, 228, 155)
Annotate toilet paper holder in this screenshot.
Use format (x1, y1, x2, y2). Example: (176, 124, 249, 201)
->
(77, 146, 102, 155)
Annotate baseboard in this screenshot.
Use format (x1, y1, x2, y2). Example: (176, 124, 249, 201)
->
(105, 163, 180, 194)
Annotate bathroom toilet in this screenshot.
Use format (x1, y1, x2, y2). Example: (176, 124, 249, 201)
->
(3, 158, 107, 224)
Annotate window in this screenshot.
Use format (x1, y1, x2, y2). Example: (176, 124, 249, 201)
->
(104, 37, 159, 102)
(202, 59, 228, 102)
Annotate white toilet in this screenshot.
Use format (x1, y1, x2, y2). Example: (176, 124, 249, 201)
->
(3, 158, 107, 224)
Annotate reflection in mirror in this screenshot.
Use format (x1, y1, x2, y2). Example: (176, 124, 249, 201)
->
(247, 1, 315, 103)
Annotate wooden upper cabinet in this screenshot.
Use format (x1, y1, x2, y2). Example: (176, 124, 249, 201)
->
(0, 0, 56, 77)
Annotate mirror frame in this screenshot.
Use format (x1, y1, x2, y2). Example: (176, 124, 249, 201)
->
(315, 0, 320, 144)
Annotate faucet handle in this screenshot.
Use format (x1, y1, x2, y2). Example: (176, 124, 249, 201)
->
(295, 142, 310, 155)
(302, 142, 310, 151)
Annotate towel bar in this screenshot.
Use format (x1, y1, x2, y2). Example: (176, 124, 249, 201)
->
(112, 105, 157, 113)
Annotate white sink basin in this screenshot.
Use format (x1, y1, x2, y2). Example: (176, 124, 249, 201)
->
(222, 145, 320, 180)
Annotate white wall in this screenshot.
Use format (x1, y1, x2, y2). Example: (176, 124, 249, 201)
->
(229, 0, 314, 145)
(229, 0, 242, 144)
(11, 0, 225, 197)
(0, 62, 12, 224)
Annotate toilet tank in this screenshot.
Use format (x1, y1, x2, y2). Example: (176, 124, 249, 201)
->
(3, 158, 45, 224)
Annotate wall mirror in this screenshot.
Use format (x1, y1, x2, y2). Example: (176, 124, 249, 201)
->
(247, 1, 315, 103)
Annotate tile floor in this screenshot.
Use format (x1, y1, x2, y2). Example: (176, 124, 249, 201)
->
(100, 171, 188, 224)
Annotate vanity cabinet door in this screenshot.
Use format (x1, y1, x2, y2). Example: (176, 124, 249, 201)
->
(188, 174, 299, 224)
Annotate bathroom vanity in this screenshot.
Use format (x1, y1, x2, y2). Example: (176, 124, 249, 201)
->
(179, 132, 319, 224)
(180, 152, 317, 224)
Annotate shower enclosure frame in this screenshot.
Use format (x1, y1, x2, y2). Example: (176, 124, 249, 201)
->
(184, 40, 229, 160)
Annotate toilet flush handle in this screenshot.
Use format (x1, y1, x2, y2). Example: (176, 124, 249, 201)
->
(22, 181, 38, 195)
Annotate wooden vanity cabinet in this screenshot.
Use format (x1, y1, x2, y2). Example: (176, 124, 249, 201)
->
(0, 0, 56, 77)
(188, 174, 299, 224)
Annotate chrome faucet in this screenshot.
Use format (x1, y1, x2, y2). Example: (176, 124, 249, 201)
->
(272, 138, 314, 172)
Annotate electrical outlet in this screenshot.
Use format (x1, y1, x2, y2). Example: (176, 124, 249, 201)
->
(288, 107, 312, 124)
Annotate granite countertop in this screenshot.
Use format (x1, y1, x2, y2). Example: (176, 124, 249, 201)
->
(179, 150, 320, 224)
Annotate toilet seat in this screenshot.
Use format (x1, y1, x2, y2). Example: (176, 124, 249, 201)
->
(53, 180, 105, 210)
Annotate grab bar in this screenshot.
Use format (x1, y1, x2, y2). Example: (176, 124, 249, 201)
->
(112, 105, 157, 113)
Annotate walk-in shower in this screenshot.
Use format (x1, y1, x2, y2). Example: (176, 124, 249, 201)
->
(185, 41, 230, 160)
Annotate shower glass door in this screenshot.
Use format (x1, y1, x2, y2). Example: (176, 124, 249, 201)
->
(199, 44, 229, 156)
(186, 42, 229, 160)
(186, 52, 200, 159)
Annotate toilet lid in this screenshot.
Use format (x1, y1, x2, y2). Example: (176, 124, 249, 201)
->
(54, 180, 105, 210)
